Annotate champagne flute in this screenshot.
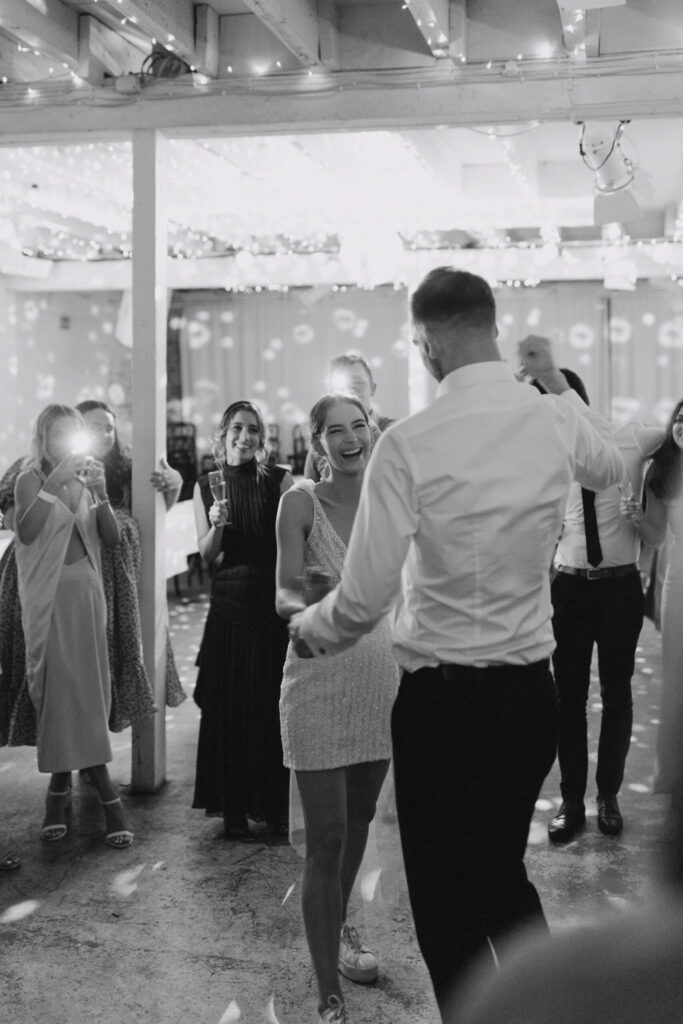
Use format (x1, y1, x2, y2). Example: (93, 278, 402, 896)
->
(208, 470, 227, 503)
(208, 469, 230, 525)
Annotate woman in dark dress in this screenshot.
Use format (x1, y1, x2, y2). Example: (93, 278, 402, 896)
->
(192, 400, 294, 839)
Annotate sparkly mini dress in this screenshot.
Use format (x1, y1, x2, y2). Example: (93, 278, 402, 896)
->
(279, 481, 399, 771)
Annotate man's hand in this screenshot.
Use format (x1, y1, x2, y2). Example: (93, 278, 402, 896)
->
(517, 335, 568, 395)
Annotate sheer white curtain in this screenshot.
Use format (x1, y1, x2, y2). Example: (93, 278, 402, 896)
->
(176, 281, 683, 462)
(176, 285, 410, 460)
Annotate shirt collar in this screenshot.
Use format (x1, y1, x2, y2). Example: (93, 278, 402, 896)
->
(436, 361, 515, 398)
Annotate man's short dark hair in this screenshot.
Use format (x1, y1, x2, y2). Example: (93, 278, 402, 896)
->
(410, 267, 496, 333)
(530, 368, 590, 406)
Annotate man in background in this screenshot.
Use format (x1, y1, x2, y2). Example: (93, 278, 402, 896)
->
(518, 335, 664, 842)
(303, 351, 394, 481)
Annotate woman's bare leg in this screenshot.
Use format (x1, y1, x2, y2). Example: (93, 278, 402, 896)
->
(86, 764, 128, 835)
(42, 771, 72, 831)
(340, 759, 390, 920)
(295, 768, 347, 1015)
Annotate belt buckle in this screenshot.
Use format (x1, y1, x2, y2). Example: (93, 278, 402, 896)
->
(586, 567, 601, 580)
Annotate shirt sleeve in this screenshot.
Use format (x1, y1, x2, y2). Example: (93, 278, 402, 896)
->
(633, 423, 666, 459)
(558, 388, 613, 440)
(298, 429, 418, 655)
(556, 399, 625, 491)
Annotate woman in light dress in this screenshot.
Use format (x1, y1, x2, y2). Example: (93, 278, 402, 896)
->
(0, 400, 184, 746)
(14, 404, 132, 848)
(622, 397, 683, 807)
(276, 393, 399, 1024)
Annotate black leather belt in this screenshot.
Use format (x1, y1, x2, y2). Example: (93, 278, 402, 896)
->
(556, 563, 638, 581)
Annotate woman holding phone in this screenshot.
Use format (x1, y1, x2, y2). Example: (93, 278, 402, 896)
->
(13, 404, 132, 848)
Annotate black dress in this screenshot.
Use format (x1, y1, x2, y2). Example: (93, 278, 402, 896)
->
(192, 460, 290, 831)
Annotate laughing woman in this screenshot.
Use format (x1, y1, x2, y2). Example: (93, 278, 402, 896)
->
(276, 394, 399, 1024)
(192, 400, 294, 839)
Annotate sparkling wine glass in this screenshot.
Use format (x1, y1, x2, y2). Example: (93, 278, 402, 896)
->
(208, 470, 227, 503)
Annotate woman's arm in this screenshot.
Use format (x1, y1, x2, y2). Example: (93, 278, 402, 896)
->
(14, 471, 47, 544)
(275, 488, 311, 619)
(193, 480, 228, 563)
(280, 470, 295, 495)
(15, 455, 85, 544)
(621, 485, 667, 549)
(87, 461, 120, 548)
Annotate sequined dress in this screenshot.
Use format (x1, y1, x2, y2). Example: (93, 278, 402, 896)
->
(279, 480, 399, 771)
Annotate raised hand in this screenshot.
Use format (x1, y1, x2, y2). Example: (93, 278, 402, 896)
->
(44, 452, 90, 493)
(150, 456, 182, 494)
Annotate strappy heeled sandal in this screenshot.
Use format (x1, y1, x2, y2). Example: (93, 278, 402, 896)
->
(0, 851, 21, 871)
(101, 797, 134, 849)
(40, 788, 72, 843)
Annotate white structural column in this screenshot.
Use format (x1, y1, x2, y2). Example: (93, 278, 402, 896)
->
(131, 130, 168, 792)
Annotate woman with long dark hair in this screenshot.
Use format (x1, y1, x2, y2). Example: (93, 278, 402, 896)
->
(192, 400, 294, 839)
(621, 397, 683, 796)
(76, 400, 186, 727)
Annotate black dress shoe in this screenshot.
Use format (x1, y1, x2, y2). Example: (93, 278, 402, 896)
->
(548, 801, 586, 843)
(597, 793, 623, 835)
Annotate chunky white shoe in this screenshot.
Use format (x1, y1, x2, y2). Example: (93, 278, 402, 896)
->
(319, 995, 348, 1023)
(338, 923, 378, 984)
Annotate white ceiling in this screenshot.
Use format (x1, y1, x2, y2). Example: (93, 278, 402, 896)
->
(1, 117, 681, 288)
(0, 1, 681, 287)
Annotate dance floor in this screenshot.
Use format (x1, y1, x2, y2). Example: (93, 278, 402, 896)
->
(0, 577, 672, 1024)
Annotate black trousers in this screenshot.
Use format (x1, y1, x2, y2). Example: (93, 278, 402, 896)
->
(391, 660, 557, 1017)
(551, 570, 645, 802)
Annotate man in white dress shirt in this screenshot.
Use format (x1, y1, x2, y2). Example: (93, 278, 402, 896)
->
(519, 335, 665, 843)
(288, 268, 624, 1018)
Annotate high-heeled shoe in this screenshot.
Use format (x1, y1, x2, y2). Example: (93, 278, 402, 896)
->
(40, 788, 72, 843)
(101, 797, 134, 849)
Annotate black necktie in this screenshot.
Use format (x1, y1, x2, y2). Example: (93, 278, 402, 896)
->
(581, 488, 603, 567)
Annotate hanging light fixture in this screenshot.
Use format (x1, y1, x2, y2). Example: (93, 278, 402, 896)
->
(579, 121, 642, 225)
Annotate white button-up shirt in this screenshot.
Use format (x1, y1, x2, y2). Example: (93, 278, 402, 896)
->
(298, 362, 625, 669)
(555, 421, 665, 569)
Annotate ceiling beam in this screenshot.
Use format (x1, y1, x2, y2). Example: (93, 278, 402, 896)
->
(585, 11, 601, 59)
(405, 0, 450, 58)
(0, 0, 79, 70)
(448, 0, 467, 62)
(95, 0, 199, 71)
(195, 4, 219, 79)
(0, 61, 681, 138)
(0, 32, 52, 81)
(78, 15, 146, 79)
(239, 0, 321, 67)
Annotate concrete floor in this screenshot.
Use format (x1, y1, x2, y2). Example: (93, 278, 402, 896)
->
(0, 579, 671, 1024)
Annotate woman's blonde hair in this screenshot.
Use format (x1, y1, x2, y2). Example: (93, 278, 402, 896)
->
(28, 403, 84, 479)
(212, 400, 269, 472)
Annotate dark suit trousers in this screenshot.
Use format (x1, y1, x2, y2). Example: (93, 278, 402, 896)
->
(551, 570, 644, 801)
(391, 660, 558, 1017)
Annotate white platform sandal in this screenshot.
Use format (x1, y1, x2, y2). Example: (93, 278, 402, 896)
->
(101, 797, 134, 849)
